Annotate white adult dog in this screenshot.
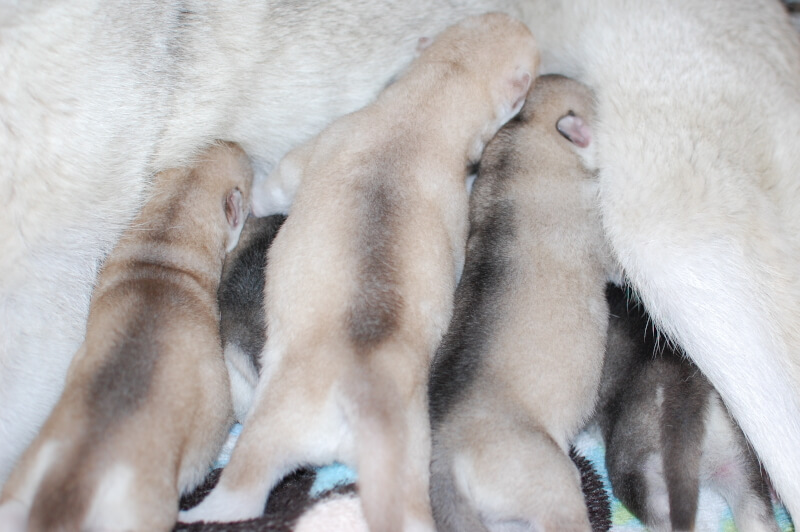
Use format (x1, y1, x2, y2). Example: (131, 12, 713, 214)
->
(1, 0, 799, 523)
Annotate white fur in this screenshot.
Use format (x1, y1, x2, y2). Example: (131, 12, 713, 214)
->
(2, 0, 800, 524)
(701, 395, 781, 532)
(179, 484, 264, 524)
(641, 452, 671, 532)
(293, 495, 369, 532)
(83, 464, 138, 532)
(223, 343, 259, 423)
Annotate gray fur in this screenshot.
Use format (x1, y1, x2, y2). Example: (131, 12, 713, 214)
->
(218, 214, 286, 422)
(429, 75, 611, 532)
(348, 179, 403, 351)
(597, 284, 779, 532)
(219, 214, 287, 373)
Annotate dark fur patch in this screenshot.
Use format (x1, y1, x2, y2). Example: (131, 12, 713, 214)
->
(87, 290, 164, 427)
(347, 181, 402, 351)
(598, 284, 775, 530)
(218, 215, 286, 372)
(428, 198, 515, 427)
(87, 278, 200, 429)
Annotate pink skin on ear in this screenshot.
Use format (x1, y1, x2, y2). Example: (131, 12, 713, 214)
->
(509, 71, 532, 115)
(225, 187, 247, 252)
(556, 112, 592, 148)
(226, 188, 243, 228)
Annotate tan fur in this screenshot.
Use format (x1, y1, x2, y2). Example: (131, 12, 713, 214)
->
(0, 143, 253, 532)
(180, 13, 538, 532)
(429, 76, 611, 531)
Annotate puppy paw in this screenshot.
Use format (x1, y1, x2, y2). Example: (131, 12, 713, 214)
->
(0, 499, 29, 532)
(178, 484, 264, 524)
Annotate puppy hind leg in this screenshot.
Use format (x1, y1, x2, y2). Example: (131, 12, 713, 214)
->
(605, 221, 800, 519)
(465, 427, 592, 532)
(603, 404, 670, 531)
(703, 397, 780, 532)
(349, 368, 407, 532)
(0, 438, 68, 532)
(661, 371, 707, 531)
(179, 377, 340, 524)
(429, 435, 488, 532)
(398, 387, 437, 532)
(719, 458, 781, 532)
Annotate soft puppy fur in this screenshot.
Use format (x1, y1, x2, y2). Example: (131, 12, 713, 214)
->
(2, 0, 800, 524)
(0, 143, 252, 532)
(428, 75, 611, 532)
(597, 284, 779, 532)
(218, 214, 287, 423)
(180, 13, 538, 532)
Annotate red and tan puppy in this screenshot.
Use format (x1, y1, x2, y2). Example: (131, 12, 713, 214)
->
(181, 13, 538, 532)
(0, 143, 252, 531)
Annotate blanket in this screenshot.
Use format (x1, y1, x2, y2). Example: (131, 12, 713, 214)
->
(175, 425, 794, 532)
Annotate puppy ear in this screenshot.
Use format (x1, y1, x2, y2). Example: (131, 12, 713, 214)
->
(556, 112, 592, 148)
(499, 70, 532, 124)
(225, 187, 247, 252)
(509, 71, 532, 114)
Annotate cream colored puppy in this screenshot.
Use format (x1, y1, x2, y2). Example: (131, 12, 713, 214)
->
(0, 143, 252, 532)
(180, 13, 538, 532)
(428, 75, 610, 532)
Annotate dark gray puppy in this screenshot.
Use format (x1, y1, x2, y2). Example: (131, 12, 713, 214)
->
(218, 214, 286, 422)
(598, 284, 779, 532)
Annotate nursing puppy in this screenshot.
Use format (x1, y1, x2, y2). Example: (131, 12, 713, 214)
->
(0, 143, 251, 532)
(218, 214, 286, 423)
(180, 13, 538, 531)
(428, 75, 610, 532)
(597, 284, 779, 532)
(3, 0, 800, 524)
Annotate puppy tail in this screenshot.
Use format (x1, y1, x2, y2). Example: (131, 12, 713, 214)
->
(349, 365, 405, 532)
(661, 363, 707, 531)
(429, 444, 488, 532)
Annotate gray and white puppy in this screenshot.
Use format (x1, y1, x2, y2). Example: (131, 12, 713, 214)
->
(429, 75, 612, 532)
(218, 214, 286, 423)
(597, 284, 780, 532)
